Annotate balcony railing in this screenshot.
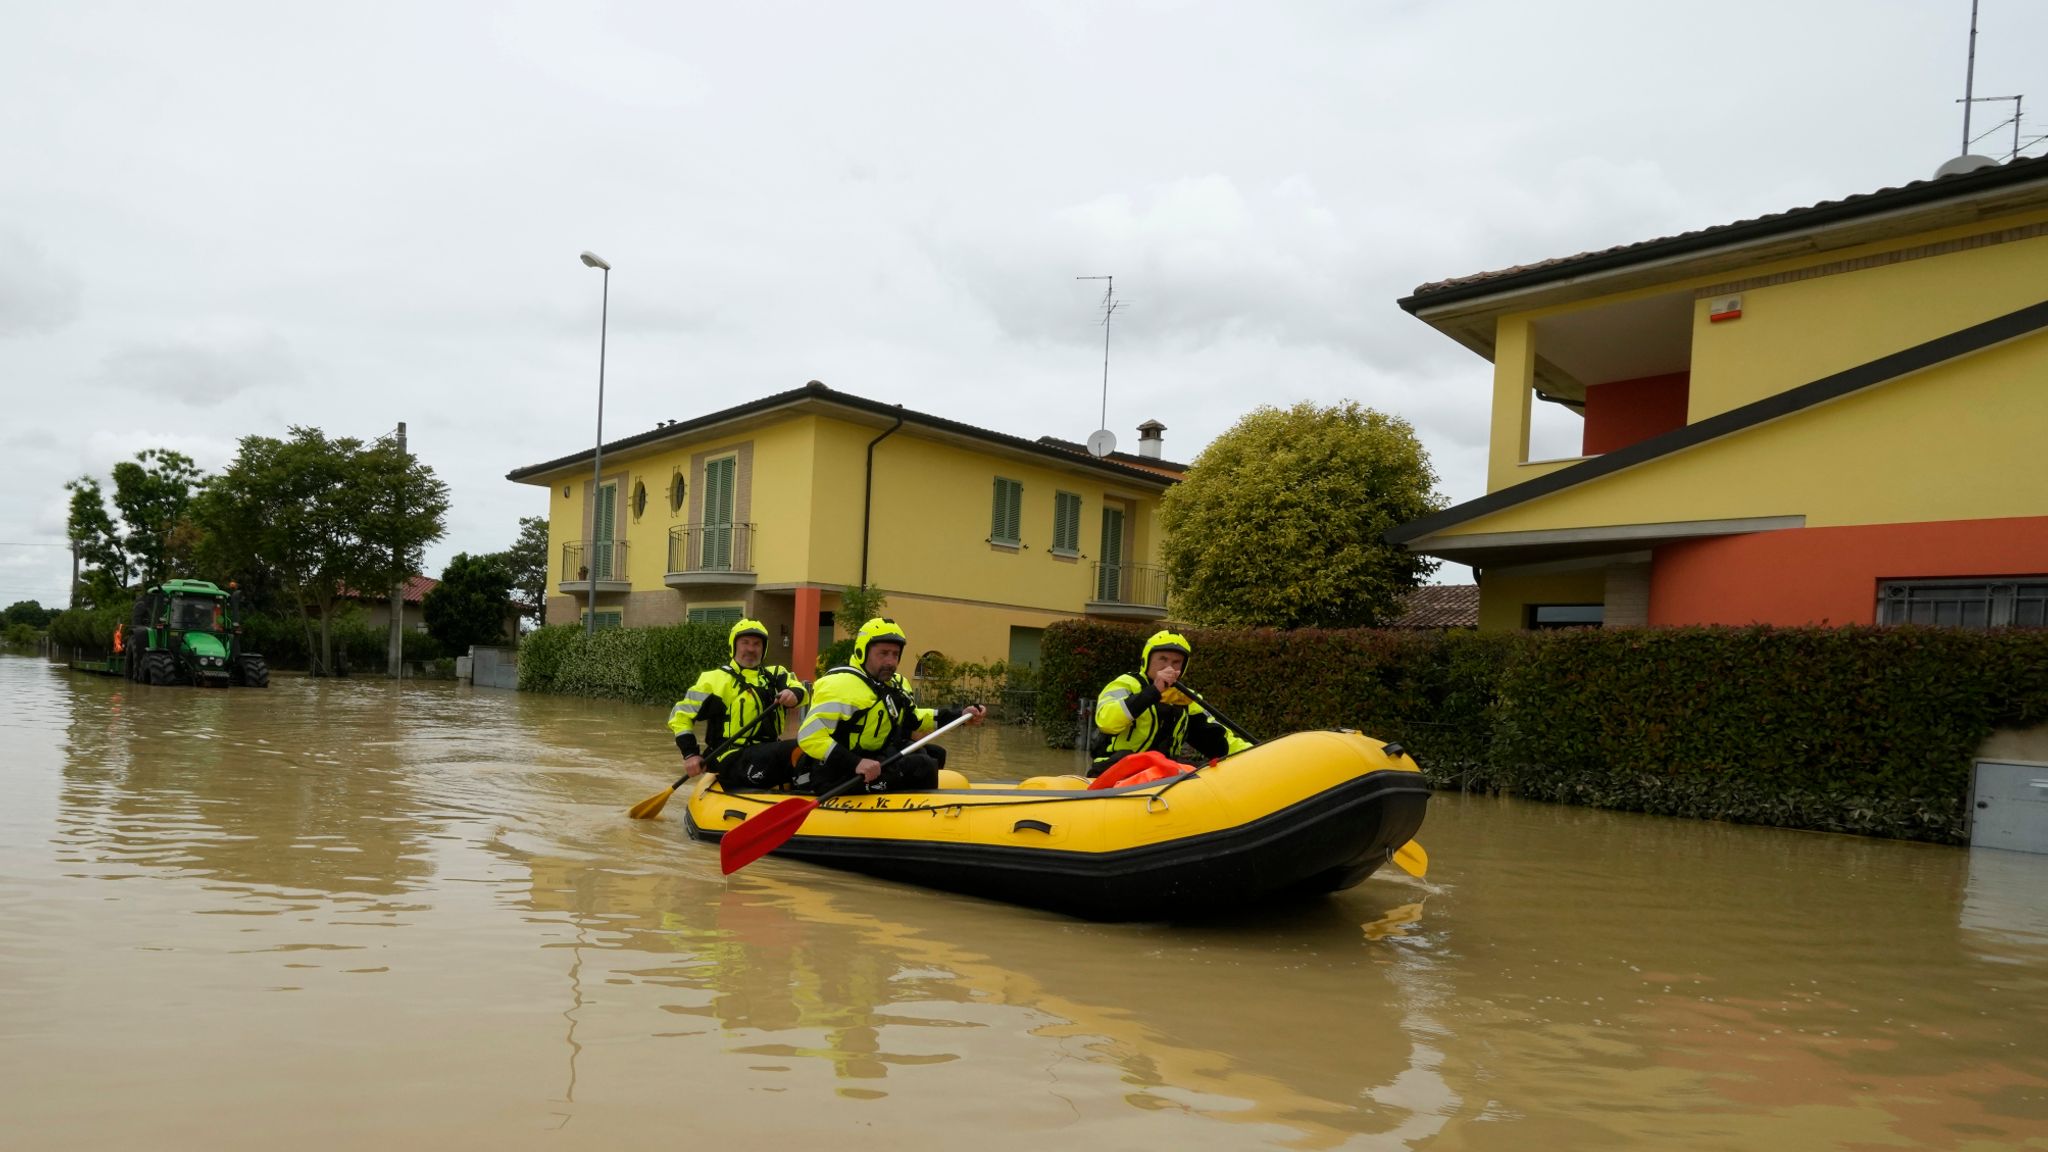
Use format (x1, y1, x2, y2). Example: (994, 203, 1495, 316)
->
(667, 522, 755, 580)
(560, 540, 629, 587)
(1088, 563, 1169, 616)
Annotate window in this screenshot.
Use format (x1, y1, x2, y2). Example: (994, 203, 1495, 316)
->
(687, 605, 745, 629)
(581, 610, 623, 630)
(1052, 491, 1082, 555)
(1527, 604, 1603, 630)
(990, 477, 1023, 546)
(702, 456, 737, 569)
(1879, 579, 2048, 628)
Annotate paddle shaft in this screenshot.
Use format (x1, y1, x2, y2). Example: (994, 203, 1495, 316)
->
(1171, 681, 1261, 748)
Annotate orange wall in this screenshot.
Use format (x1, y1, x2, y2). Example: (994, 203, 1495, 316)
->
(1582, 372, 1689, 456)
(1650, 516, 2048, 626)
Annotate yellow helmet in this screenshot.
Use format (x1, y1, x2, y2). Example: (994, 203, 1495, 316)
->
(852, 617, 908, 664)
(728, 617, 770, 663)
(1140, 629, 1192, 672)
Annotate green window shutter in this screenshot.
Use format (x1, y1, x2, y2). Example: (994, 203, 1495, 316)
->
(702, 457, 736, 569)
(992, 477, 1022, 545)
(1053, 492, 1080, 553)
(688, 606, 745, 629)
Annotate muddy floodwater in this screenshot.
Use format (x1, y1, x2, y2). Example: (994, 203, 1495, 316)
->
(4, 653, 2047, 1150)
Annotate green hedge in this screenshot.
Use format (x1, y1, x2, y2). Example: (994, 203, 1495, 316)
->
(1035, 620, 1509, 784)
(1035, 620, 2048, 843)
(47, 603, 448, 670)
(518, 622, 728, 704)
(1497, 627, 2048, 843)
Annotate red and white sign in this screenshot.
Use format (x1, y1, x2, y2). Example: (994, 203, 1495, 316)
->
(1708, 294, 1743, 323)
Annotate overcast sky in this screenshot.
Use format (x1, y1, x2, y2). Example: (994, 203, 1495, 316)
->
(4, 0, 2043, 607)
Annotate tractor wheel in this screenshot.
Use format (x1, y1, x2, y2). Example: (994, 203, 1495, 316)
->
(145, 651, 173, 686)
(238, 654, 270, 688)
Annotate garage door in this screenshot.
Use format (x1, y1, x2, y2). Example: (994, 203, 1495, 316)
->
(1973, 761, 2048, 854)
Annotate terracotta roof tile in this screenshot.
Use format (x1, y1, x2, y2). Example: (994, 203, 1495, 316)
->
(1387, 584, 1479, 629)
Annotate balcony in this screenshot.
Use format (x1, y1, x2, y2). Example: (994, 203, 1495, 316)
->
(1086, 563, 1169, 619)
(665, 522, 757, 588)
(559, 540, 630, 594)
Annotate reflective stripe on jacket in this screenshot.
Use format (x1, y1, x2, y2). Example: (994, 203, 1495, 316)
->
(667, 664, 807, 760)
(798, 666, 946, 775)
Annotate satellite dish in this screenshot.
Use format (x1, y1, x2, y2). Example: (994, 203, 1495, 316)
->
(1086, 429, 1117, 458)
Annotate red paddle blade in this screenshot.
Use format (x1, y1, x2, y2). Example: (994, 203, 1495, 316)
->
(719, 795, 820, 875)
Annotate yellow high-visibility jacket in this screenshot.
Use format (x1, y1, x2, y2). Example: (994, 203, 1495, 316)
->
(1093, 673, 1252, 765)
(668, 663, 807, 763)
(798, 666, 958, 776)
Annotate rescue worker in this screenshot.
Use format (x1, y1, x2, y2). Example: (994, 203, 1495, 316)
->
(1090, 630, 1251, 777)
(668, 618, 809, 790)
(796, 618, 984, 795)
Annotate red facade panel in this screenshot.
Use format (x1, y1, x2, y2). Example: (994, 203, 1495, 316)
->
(1649, 516, 2048, 626)
(1582, 372, 1690, 456)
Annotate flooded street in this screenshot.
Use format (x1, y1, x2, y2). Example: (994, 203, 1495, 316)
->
(4, 652, 2046, 1150)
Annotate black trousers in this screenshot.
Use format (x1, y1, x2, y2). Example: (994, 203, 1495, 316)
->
(802, 750, 941, 796)
(717, 739, 801, 791)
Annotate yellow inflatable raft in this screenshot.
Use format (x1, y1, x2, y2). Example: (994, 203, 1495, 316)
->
(685, 730, 1429, 921)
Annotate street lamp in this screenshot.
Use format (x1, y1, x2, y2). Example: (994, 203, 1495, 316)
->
(580, 250, 611, 636)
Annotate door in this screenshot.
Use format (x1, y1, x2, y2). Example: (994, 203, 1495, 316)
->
(1096, 505, 1126, 602)
(702, 456, 735, 570)
(1973, 761, 2048, 853)
(593, 482, 618, 579)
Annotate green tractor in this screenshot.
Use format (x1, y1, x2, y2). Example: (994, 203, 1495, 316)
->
(124, 579, 269, 688)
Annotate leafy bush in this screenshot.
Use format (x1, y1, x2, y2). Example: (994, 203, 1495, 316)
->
(3, 622, 42, 650)
(1034, 620, 2048, 843)
(518, 625, 581, 692)
(48, 602, 134, 655)
(518, 621, 729, 704)
(1494, 626, 2048, 843)
(817, 637, 856, 677)
(639, 623, 732, 705)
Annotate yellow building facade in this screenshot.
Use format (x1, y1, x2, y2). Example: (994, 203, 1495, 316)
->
(1390, 155, 2048, 631)
(508, 382, 1181, 673)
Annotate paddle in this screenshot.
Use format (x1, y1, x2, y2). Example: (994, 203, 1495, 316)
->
(628, 680, 782, 821)
(720, 711, 974, 875)
(1173, 681, 1429, 880)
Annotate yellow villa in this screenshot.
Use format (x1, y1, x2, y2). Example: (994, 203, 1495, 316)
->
(1390, 153, 2048, 631)
(507, 381, 1183, 674)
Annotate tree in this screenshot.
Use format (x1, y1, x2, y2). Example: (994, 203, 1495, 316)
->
(838, 584, 889, 635)
(65, 477, 127, 606)
(504, 516, 549, 628)
(62, 449, 207, 602)
(1159, 400, 1443, 629)
(3, 600, 56, 629)
(352, 432, 451, 621)
(196, 427, 449, 676)
(422, 553, 515, 652)
(4, 594, 55, 623)
(109, 448, 204, 588)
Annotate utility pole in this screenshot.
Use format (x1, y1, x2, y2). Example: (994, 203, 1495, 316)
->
(389, 421, 406, 679)
(69, 538, 79, 610)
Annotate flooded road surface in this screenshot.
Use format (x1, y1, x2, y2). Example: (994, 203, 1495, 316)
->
(4, 652, 2047, 1150)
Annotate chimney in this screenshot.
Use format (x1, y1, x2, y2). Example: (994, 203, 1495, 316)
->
(1136, 419, 1166, 459)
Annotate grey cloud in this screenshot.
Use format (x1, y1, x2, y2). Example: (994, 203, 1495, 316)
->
(0, 231, 83, 336)
(95, 329, 301, 406)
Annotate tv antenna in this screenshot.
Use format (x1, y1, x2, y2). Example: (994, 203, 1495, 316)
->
(1076, 274, 1121, 451)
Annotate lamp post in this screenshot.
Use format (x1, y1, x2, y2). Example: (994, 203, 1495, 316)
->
(580, 250, 611, 637)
